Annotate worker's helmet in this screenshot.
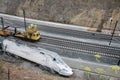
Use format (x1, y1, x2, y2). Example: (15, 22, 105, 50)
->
(28, 24, 38, 30)
(28, 24, 33, 29)
(30, 24, 34, 27)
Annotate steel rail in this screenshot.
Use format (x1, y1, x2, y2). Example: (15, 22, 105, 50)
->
(9, 35, 119, 59)
(40, 42, 120, 59)
(36, 36, 120, 59)
(41, 36, 120, 50)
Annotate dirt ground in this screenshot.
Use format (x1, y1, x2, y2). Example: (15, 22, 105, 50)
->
(1, 61, 77, 80)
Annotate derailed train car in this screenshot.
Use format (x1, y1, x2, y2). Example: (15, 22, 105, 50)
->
(0, 39, 73, 76)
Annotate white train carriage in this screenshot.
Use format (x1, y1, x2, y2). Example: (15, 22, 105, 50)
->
(1, 39, 73, 76)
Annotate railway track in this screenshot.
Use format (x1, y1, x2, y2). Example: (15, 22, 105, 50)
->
(2, 18, 120, 43)
(1, 18, 120, 59)
(7, 35, 120, 59)
(36, 36, 120, 59)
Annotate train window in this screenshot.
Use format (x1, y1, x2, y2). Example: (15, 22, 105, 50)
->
(53, 58, 56, 61)
(32, 34, 35, 36)
(40, 52, 45, 54)
(37, 34, 39, 36)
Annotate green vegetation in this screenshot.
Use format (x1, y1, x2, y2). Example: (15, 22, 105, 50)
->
(94, 54, 101, 63)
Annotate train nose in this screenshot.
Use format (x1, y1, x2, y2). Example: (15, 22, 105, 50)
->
(59, 69, 73, 76)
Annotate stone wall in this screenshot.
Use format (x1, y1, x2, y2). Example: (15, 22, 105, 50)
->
(0, 0, 120, 31)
